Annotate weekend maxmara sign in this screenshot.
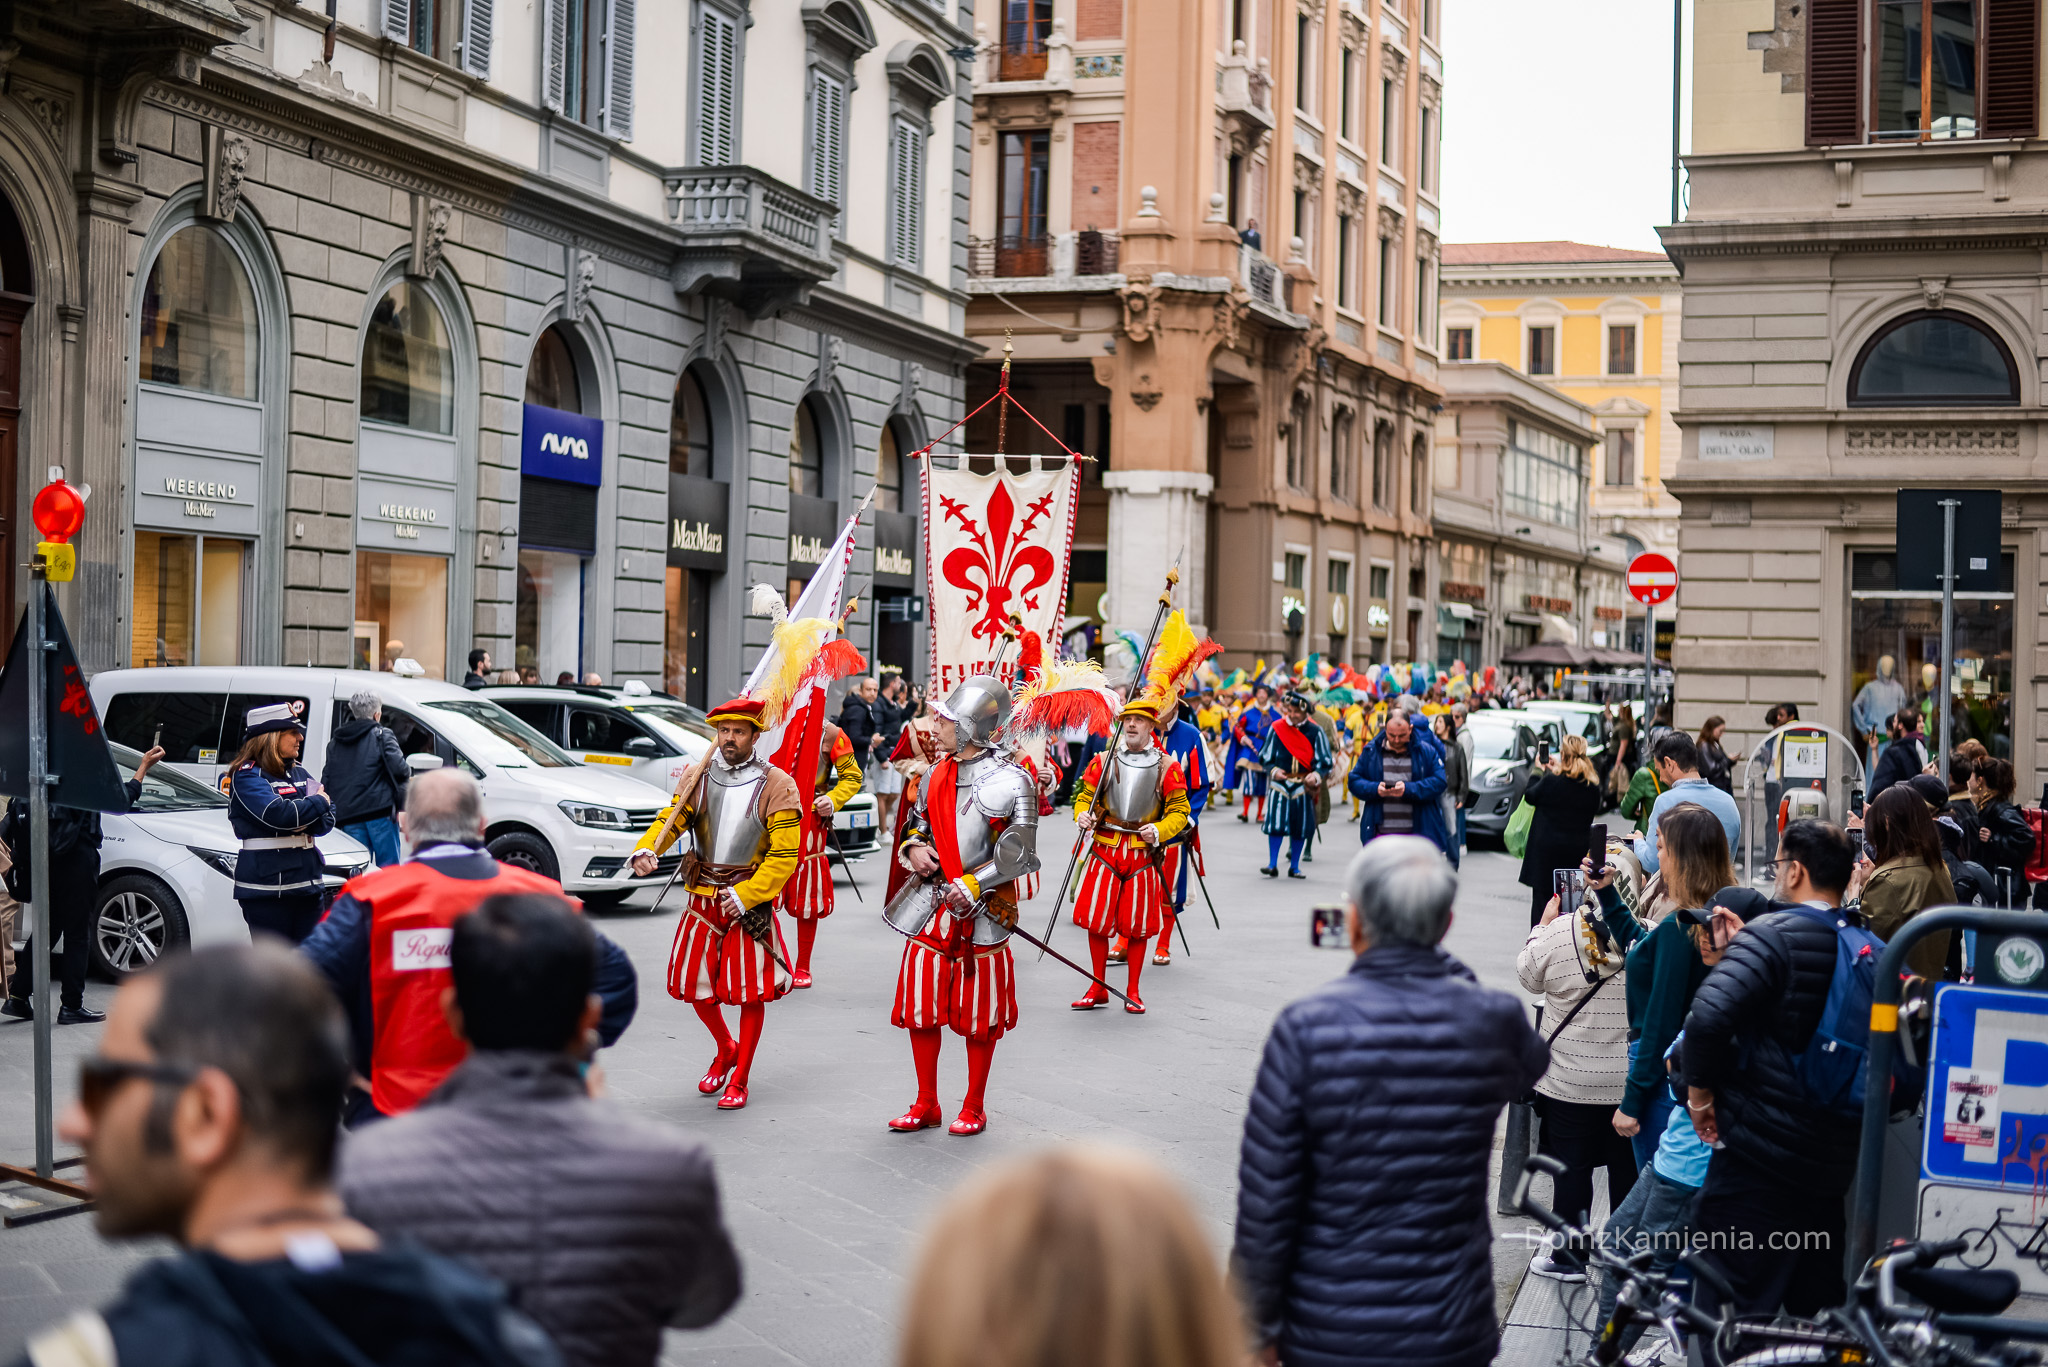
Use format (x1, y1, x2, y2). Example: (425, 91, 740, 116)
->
(520, 402, 604, 486)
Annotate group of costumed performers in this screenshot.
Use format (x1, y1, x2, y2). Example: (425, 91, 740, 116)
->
(1252, 689, 1336, 879)
(886, 633, 1119, 1135)
(1069, 613, 1221, 1013)
(628, 586, 865, 1111)
(1224, 684, 1277, 823)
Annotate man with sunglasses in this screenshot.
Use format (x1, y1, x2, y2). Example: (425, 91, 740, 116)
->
(14, 943, 559, 1367)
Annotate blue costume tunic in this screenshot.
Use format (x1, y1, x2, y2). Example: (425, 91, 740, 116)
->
(1161, 715, 1211, 907)
(1228, 703, 1276, 796)
(228, 760, 334, 900)
(1256, 720, 1333, 841)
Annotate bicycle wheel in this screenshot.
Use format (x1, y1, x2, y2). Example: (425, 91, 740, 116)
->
(1958, 1228, 1998, 1270)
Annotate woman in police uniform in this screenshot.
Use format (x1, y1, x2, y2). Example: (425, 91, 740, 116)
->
(228, 702, 335, 944)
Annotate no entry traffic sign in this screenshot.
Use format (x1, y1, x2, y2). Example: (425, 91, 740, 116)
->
(1627, 553, 1677, 607)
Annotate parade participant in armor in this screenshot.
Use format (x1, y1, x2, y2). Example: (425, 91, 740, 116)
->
(778, 718, 864, 988)
(1256, 691, 1334, 879)
(227, 703, 335, 945)
(1228, 685, 1277, 823)
(888, 675, 1043, 1136)
(1071, 700, 1192, 1015)
(629, 697, 803, 1112)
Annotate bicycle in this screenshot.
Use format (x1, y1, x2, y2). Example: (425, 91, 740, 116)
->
(1956, 1209, 2048, 1274)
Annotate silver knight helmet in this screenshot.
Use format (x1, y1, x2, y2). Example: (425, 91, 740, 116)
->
(932, 674, 1012, 751)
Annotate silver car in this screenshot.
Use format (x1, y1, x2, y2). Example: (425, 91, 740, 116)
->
(1462, 709, 1565, 841)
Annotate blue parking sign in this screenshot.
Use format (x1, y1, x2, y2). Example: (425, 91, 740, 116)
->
(1923, 983, 2048, 1189)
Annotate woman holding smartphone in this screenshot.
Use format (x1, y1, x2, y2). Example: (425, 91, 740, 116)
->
(1516, 734, 1602, 926)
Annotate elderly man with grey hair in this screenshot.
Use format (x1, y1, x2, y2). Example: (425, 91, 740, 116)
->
(1232, 836, 1548, 1367)
(303, 768, 639, 1125)
(322, 688, 408, 867)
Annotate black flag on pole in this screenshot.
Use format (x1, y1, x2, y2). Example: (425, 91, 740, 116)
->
(0, 582, 129, 810)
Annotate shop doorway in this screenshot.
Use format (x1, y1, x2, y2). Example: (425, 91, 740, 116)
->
(131, 532, 247, 667)
(518, 323, 602, 680)
(664, 565, 708, 707)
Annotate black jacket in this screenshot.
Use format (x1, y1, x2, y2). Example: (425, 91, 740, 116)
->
(1, 780, 143, 897)
(8, 1241, 562, 1367)
(871, 694, 906, 755)
(1517, 772, 1602, 892)
(836, 695, 878, 756)
(1698, 738, 1733, 793)
(324, 718, 409, 825)
(1869, 736, 1928, 796)
(1977, 798, 2034, 877)
(1232, 943, 1548, 1367)
(1681, 905, 1859, 1191)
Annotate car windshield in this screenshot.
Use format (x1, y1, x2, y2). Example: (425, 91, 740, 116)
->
(1466, 718, 1529, 762)
(627, 705, 714, 755)
(422, 700, 579, 768)
(109, 741, 229, 811)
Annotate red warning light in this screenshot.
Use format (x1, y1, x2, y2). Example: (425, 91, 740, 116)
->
(32, 478, 84, 544)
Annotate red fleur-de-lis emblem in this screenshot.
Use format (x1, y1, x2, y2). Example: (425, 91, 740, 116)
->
(938, 481, 1059, 640)
(58, 665, 98, 735)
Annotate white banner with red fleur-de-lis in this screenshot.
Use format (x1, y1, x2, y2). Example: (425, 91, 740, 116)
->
(922, 456, 1081, 695)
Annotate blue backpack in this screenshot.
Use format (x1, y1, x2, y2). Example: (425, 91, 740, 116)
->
(1779, 905, 1923, 1117)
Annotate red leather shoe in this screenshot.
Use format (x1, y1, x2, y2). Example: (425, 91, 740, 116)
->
(1107, 939, 1128, 963)
(792, 969, 814, 989)
(948, 1108, 987, 1136)
(716, 1081, 748, 1110)
(1123, 995, 1146, 1015)
(698, 1043, 738, 1095)
(1070, 990, 1108, 1010)
(888, 1101, 943, 1132)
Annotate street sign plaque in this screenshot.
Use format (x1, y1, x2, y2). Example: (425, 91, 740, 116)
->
(1626, 553, 1677, 606)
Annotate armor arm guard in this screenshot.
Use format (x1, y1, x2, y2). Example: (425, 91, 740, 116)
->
(962, 777, 1041, 897)
(731, 809, 802, 909)
(823, 748, 864, 811)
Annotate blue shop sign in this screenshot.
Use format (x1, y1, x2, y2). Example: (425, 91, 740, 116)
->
(521, 403, 603, 487)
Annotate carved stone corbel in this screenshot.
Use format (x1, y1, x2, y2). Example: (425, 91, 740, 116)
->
(410, 195, 451, 278)
(1119, 278, 1161, 344)
(202, 126, 250, 224)
(564, 247, 597, 321)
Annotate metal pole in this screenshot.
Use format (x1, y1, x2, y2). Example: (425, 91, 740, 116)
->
(1937, 499, 1957, 786)
(1671, 0, 1683, 224)
(27, 567, 53, 1178)
(1643, 601, 1657, 723)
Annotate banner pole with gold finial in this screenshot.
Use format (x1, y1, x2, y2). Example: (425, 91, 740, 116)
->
(995, 330, 1013, 455)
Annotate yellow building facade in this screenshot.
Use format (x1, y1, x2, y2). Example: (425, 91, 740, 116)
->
(1438, 242, 1681, 653)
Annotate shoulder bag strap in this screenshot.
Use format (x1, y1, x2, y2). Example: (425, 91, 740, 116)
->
(1545, 965, 1618, 1046)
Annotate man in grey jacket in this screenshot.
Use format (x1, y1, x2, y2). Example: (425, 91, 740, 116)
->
(340, 893, 742, 1367)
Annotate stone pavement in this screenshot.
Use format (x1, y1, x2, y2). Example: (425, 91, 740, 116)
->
(0, 805, 1549, 1366)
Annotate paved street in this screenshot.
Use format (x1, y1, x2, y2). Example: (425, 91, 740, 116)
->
(0, 806, 1546, 1366)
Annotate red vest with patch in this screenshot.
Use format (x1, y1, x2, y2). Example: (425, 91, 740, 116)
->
(361, 858, 569, 1115)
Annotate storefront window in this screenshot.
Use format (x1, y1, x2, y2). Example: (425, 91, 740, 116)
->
(1503, 421, 1584, 529)
(1847, 549, 2013, 763)
(670, 369, 712, 477)
(355, 550, 449, 678)
(518, 550, 583, 682)
(131, 532, 246, 667)
(138, 228, 257, 400)
(789, 399, 824, 497)
(665, 565, 707, 704)
(527, 326, 583, 413)
(360, 282, 453, 432)
(877, 423, 903, 511)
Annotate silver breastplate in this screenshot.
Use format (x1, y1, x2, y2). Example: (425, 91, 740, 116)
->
(948, 753, 1014, 868)
(694, 760, 770, 865)
(1100, 747, 1166, 825)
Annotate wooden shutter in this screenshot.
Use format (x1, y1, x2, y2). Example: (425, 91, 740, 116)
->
(460, 0, 493, 78)
(603, 0, 635, 139)
(892, 122, 923, 268)
(1983, 0, 2040, 139)
(384, 0, 413, 44)
(541, 0, 568, 112)
(695, 7, 738, 164)
(1804, 0, 1861, 146)
(809, 72, 846, 206)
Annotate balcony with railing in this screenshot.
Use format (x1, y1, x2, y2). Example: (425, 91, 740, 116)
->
(967, 230, 1120, 283)
(663, 166, 838, 318)
(1217, 41, 1275, 149)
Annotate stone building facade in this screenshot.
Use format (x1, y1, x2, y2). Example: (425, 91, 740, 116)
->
(1, 0, 972, 702)
(1667, 0, 2046, 783)
(957, 0, 1443, 672)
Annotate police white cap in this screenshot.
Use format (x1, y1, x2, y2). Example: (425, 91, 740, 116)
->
(243, 702, 305, 738)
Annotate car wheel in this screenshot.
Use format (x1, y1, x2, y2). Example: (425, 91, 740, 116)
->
(487, 830, 560, 882)
(93, 874, 192, 980)
(578, 889, 633, 910)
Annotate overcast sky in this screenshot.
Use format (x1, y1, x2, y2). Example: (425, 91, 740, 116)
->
(1439, 0, 1692, 252)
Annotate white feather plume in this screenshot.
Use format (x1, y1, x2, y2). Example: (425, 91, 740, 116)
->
(749, 583, 789, 623)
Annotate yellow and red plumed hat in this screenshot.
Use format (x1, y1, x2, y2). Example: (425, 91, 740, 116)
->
(998, 628, 1120, 748)
(706, 584, 866, 730)
(1120, 612, 1224, 722)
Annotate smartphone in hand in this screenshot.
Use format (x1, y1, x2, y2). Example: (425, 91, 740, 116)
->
(1536, 739, 1550, 766)
(1588, 823, 1608, 876)
(1310, 904, 1350, 949)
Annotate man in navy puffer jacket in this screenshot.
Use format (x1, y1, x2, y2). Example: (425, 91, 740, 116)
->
(1232, 836, 1548, 1367)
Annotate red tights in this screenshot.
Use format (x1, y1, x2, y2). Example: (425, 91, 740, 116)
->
(906, 1026, 995, 1112)
(795, 917, 819, 973)
(1085, 931, 1149, 1001)
(693, 1000, 766, 1086)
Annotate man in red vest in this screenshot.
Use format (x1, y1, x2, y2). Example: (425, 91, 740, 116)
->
(303, 768, 638, 1123)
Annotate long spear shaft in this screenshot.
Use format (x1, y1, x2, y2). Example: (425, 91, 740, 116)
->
(1039, 565, 1181, 957)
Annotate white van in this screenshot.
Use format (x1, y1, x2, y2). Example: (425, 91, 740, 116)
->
(90, 667, 678, 907)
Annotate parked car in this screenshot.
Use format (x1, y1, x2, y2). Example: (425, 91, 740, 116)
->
(1523, 700, 1610, 764)
(90, 667, 674, 909)
(1462, 709, 1565, 843)
(483, 681, 883, 858)
(91, 741, 371, 978)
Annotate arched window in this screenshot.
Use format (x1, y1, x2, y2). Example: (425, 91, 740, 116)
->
(1285, 394, 1310, 491)
(878, 421, 906, 511)
(670, 369, 713, 477)
(138, 226, 257, 399)
(1371, 421, 1393, 509)
(1330, 408, 1352, 501)
(526, 325, 585, 413)
(1849, 310, 2019, 406)
(789, 398, 825, 497)
(1410, 434, 1428, 514)
(360, 282, 453, 432)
